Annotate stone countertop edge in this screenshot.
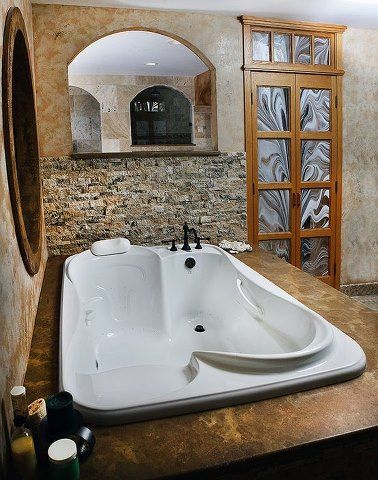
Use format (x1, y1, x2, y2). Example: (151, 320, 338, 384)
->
(71, 150, 222, 159)
(24, 251, 378, 480)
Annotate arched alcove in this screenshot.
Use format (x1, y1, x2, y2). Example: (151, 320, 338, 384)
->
(67, 29, 217, 152)
(69, 86, 102, 153)
(130, 86, 193, 145)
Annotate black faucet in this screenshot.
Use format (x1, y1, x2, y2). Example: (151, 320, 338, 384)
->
(182, 223, 199, 251)
(161, 238, 178, 251)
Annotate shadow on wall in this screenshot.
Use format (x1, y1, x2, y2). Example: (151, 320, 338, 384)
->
(0, 401, 11, 479)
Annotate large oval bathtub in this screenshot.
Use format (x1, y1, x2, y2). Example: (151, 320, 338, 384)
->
(60, 244, 365, 425)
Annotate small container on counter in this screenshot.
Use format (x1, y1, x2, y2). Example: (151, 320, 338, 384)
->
(11, 386, 29, 420)
(28, 398, 48, 466)
(48, 438, 80, 480)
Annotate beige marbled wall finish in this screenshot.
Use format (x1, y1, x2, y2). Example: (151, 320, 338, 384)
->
(32, 4, 244, 156)
(341, 28, 378, 285)
(0, 0, 47, 475)
(31, 3, 377, 285)
(69, 74, 212, 152)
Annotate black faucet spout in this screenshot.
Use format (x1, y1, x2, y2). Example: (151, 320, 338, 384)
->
(182, 223, 198, 251)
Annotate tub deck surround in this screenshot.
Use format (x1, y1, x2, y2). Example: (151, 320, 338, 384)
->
(60, 245, 364, 424)
(25, 252, 378, 479)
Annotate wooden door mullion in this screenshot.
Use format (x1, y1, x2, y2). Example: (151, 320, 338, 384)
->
(250, 73, 259, 246)
(244, 71, 254, 243)
(293, 74, 302, 268)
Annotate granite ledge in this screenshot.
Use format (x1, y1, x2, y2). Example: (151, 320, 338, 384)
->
(24, 251, 378, 479)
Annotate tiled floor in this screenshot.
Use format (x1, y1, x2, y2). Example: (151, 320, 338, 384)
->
(351, 295, 378, 311)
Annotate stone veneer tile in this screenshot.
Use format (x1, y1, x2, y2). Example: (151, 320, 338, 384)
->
(41, 153, 247, 256)
(340, 282, 378, 296)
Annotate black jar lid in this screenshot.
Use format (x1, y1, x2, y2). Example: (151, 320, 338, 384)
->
(46, 391, 82, 436)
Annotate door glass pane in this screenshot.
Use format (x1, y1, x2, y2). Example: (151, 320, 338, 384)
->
(252, 31, 270, 61)
(300, 89, 330, 131)
(314, 37, 330, 65)
(301, 140, 330, 181)
(259, 239, 290, 262)
(301, 188, 330, 229)
(274, 33, 291, 62)
(258, 139, 290, 182)
(259, 190, 290, 233)
(294, 35, 310, 64)
(257, 87, 290, 131)
(301, 237, 329, 276)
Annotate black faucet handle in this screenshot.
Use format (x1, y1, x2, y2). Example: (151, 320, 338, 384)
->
(195, 236, 211, 249)
(161, 239, 178, 251)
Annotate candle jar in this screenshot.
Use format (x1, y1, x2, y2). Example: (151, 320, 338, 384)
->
(48, 438, 80, 480)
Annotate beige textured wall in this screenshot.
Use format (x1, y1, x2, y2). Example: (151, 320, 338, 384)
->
(32, 4, 244, 156)
(341, 28, 378, 284)
(30, 4, 377, 285)
(69, 74, 212, 152)
(0, 0, 47, 475)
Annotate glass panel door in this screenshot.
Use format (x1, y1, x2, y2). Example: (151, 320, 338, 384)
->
(250, 73, 296, 262)
(247, 72, 339, 286)
(294, 74, 337, 285)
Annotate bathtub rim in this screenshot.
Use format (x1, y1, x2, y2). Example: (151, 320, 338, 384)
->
(59, 245, 366, 423)
(62, 245, 334, 363)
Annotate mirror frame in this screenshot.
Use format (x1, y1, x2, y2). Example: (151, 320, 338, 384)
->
(2, 7, 43, 275)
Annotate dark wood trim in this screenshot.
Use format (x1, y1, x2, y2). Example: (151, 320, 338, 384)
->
(240, 15, 347, 33)
(71, 150, 222, 159)
(240, 16, 346, 78)
(243, 64, 345, 76)
(2, 7, 42, 276)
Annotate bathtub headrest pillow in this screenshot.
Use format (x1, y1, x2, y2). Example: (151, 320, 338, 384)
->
(90, 237, 131, 256)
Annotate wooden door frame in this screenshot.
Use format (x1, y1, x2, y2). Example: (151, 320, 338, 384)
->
(244, 70, 343, 288)
(241, 16, 345, 288)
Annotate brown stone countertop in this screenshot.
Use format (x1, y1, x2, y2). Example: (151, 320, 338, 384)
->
(25, 252, 378, 479)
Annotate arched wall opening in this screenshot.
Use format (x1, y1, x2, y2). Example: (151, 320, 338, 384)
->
(67, 29, 217, 153)
(130, 85, 193, 146)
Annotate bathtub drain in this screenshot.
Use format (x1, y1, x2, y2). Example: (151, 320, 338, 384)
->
(194, 325, 205, 332)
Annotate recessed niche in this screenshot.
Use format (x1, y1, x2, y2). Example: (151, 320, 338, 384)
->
(2, 7, 42, 275)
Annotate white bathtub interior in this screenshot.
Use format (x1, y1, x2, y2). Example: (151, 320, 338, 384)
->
(61, 244, 366, 425)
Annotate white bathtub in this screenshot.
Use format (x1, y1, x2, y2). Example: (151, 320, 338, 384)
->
(60, 244, 366, 425)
